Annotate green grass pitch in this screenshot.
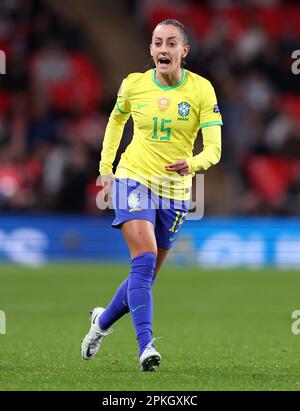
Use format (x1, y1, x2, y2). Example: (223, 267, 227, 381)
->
(0, 263, 300, 391)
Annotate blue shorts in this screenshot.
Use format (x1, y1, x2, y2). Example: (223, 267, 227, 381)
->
(112, 178, 189, 250)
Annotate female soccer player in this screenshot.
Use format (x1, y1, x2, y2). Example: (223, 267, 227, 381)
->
(81, 19, 222, 371)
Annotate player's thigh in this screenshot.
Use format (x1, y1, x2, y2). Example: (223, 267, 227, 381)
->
(121, 219, 158, 259)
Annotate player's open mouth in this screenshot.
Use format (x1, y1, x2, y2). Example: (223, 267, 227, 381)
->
(158, 58, 171, 67)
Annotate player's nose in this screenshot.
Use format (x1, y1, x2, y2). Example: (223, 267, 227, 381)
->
(159, 43, 168, 54)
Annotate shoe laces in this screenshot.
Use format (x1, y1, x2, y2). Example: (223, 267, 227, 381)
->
(90, 328, 112, 347)
(146, 336, 163, 350)
(95, 327, 113, 338)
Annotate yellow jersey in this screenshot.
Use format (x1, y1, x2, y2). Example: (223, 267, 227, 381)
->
(100, 68, 222, 200)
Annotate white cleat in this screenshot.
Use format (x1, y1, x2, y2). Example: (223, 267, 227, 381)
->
(140, 339, 161, 372)
(81, 307, 113, 360)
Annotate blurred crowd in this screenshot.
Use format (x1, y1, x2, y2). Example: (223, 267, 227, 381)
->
(0, 0, 106, 213)
(0, 0, 300, 215)
(138, 0, 300, 215)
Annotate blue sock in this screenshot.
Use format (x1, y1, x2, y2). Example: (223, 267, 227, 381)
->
(99, 274, 157, 331)
(98, 278, 129, 330)
(127, 252, 156, 357)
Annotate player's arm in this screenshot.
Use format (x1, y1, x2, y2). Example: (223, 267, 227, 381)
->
(99, 79, 131, 176)
(166, 81, 222, 176)
(187, 124, 221, 174)
(99, 79, 131, 199)
(188, 81, 222, 174)
(165, 126, 221, 175)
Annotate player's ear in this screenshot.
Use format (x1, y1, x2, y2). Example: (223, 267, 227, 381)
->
(182, 44, 190, 58)
(150, 43, 153, 57)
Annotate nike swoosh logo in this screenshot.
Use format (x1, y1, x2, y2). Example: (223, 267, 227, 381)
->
(132, 304, 146, 313)
(136, 104, 147, 110)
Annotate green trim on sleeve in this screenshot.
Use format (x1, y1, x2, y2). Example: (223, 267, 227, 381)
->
(200, 120, 223, 128)
(116, 101, 130, 115)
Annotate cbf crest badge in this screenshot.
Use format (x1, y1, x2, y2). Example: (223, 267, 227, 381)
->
(178, 101, 190, 117)
(157, 96, 171, 111)
(128, 191, 142, 212)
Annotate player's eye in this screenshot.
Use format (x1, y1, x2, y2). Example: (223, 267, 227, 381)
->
(169, 42, 176, 47)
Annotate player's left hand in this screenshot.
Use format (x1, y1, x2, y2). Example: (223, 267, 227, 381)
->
(165, 160, 191, 176)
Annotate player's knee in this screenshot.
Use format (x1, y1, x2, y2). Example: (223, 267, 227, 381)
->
(131, 246, 157, 260)
(131, 252, 157, 274)
(128, 252, 157, 288)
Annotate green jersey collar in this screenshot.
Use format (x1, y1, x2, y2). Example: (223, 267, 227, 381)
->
(152, 69, 186, 91)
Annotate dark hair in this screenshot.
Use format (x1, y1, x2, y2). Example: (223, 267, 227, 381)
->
(153, 19, 190, 46)
(151, 19, 190, 68)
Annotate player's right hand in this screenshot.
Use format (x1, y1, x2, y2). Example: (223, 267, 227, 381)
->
(99, 173, 115, 203)
(165, 160, 191, 175)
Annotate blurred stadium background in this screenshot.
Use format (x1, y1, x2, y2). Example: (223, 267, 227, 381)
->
(0, 0, 300, 391)
(0, 0, 299, 267)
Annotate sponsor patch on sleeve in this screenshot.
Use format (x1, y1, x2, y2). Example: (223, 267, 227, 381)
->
(213, 104, 220, 113)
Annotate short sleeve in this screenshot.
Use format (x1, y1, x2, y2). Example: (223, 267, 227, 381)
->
(115, 78, 131, 115)
(199, 82, 223, 129)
